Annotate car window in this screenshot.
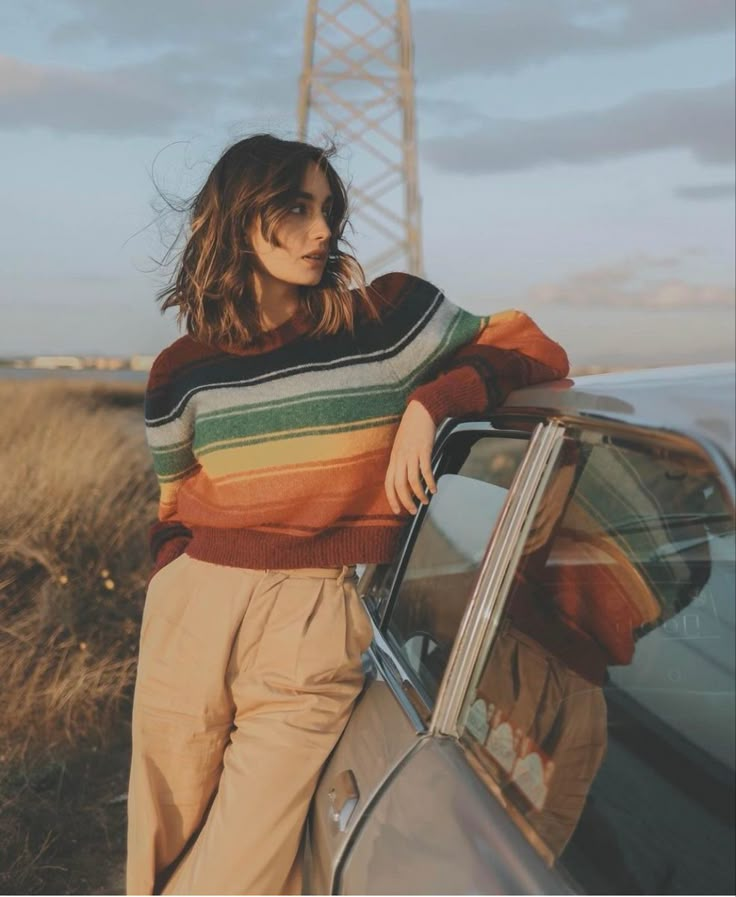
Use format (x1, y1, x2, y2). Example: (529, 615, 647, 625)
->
(382, 432, 529, 706)
(458, 434, 735, 894)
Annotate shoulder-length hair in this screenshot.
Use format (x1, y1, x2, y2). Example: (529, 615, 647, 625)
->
(157, 133, 382, 349)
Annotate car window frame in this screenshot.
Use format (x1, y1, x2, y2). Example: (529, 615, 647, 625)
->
(381, 428, 534, 708)
(360, 416, 552, 728)
(365, 419, 531, 628)
(430, 418, 567, 735)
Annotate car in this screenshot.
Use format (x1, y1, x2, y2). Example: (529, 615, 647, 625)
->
(304, 361, 735, 895)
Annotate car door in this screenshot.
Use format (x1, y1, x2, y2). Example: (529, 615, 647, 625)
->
(306, 418, 566, 894)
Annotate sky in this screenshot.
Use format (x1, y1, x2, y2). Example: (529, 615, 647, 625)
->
(1, 0, 734, 368)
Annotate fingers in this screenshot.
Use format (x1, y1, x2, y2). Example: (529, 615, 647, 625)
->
(385, 455, 419, 515)
(419, 448, 437, 495)
(397, 464, 419, 514)
(407, 458, 427, 504)
(385, 402, 439, 516)
(384, 453, 400, 515)
(385, 452, 437, 516)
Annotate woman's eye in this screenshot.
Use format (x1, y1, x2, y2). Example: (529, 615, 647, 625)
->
(289, 203, 306, 215)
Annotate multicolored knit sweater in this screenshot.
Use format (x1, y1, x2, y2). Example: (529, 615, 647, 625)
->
(145, 272, 569, 574)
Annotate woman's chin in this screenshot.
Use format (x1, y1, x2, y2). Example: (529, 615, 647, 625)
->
(300, 271, 325, 287)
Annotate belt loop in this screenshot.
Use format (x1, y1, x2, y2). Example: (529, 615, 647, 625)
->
(336, 564, 357, 587)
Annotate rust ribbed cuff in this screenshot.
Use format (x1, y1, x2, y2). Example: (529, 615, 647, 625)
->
(407, 365, 491, 426)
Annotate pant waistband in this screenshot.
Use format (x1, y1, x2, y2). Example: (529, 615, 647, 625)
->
(265, 564, 357, 584)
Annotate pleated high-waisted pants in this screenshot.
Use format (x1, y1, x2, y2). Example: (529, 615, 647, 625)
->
(125, 553, 373, 896)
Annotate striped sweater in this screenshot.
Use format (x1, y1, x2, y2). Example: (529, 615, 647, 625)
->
(145, 272, 569, 574)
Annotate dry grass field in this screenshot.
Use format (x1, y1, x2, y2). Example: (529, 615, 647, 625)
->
(0, 379, 156, 894)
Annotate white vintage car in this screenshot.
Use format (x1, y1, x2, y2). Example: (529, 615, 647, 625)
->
(306, 362, 735, 895)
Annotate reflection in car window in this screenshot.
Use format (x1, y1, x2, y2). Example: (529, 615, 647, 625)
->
(385, 434, 528, 705)
(460, 436, 735, 894)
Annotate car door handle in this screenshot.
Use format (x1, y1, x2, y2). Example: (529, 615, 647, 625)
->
(327, 769, 359, 832)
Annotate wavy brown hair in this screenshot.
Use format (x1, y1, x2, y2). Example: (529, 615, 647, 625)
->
(157, 134, 383, 348)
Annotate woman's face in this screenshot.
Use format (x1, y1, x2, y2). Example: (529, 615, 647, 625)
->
(249, 161, 333, 291)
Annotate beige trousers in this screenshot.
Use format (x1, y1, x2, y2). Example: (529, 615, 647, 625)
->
(126, 554, 373, 896)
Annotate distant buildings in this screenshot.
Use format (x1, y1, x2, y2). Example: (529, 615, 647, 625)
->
(30, 355, 84, 370)
(7, 355, 155, 372)
(84, 356, 127, 371)
(130, 355, 156, 372)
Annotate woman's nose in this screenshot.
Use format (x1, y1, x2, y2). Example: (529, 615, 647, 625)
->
(310, 211, 330, 239)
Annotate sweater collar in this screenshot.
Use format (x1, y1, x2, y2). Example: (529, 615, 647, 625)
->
(214, 302, 314, 356)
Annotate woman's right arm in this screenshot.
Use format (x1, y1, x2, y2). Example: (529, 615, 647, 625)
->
(144, 350, 199, 580)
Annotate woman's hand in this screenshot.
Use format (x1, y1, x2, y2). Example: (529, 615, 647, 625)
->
(385, 400, 438, 515)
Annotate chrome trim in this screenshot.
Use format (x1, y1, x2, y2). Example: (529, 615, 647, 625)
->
(367, 624, 428, 734)
(431, 421, 566, 736)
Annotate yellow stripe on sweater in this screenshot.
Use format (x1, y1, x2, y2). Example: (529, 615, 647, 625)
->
(201, 420, 399, 479)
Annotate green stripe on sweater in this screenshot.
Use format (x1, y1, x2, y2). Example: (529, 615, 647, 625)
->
(194, 387, 404, 455)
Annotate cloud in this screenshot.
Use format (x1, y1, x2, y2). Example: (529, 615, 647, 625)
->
(675, 182, 736, 201)
(0, 54, 204, 135)
(423, 80, 735, 173)
(0, 43, 300, 137)
(0, 0, 305, 136)
(523, 254, 735, 308)
(412, 0, 735, 79)
(47, 0, 302, 49)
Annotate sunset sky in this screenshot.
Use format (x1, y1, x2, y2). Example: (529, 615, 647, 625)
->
(1, 0, 734, 368)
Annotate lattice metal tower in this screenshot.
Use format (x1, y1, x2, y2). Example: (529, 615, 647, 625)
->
(298, 0, 423, 279)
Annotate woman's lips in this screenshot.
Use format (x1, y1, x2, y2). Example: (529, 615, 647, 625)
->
(302, 255, 326, 267)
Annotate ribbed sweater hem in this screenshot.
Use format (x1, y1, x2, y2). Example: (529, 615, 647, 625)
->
(184, 524, 410, 569)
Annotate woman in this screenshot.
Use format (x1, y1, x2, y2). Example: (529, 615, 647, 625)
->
(127, 133, 569, 895)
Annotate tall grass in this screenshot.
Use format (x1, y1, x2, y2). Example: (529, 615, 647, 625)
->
(0, 379, 157, 892)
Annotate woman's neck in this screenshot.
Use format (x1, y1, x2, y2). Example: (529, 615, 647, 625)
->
(251, 269, 301, 330)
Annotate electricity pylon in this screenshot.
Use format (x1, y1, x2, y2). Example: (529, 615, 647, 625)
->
(297, 0, 423, 279)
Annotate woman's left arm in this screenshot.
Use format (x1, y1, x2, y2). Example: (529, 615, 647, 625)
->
(405, 306, 570, 427)
(385, 297, 570, 516)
